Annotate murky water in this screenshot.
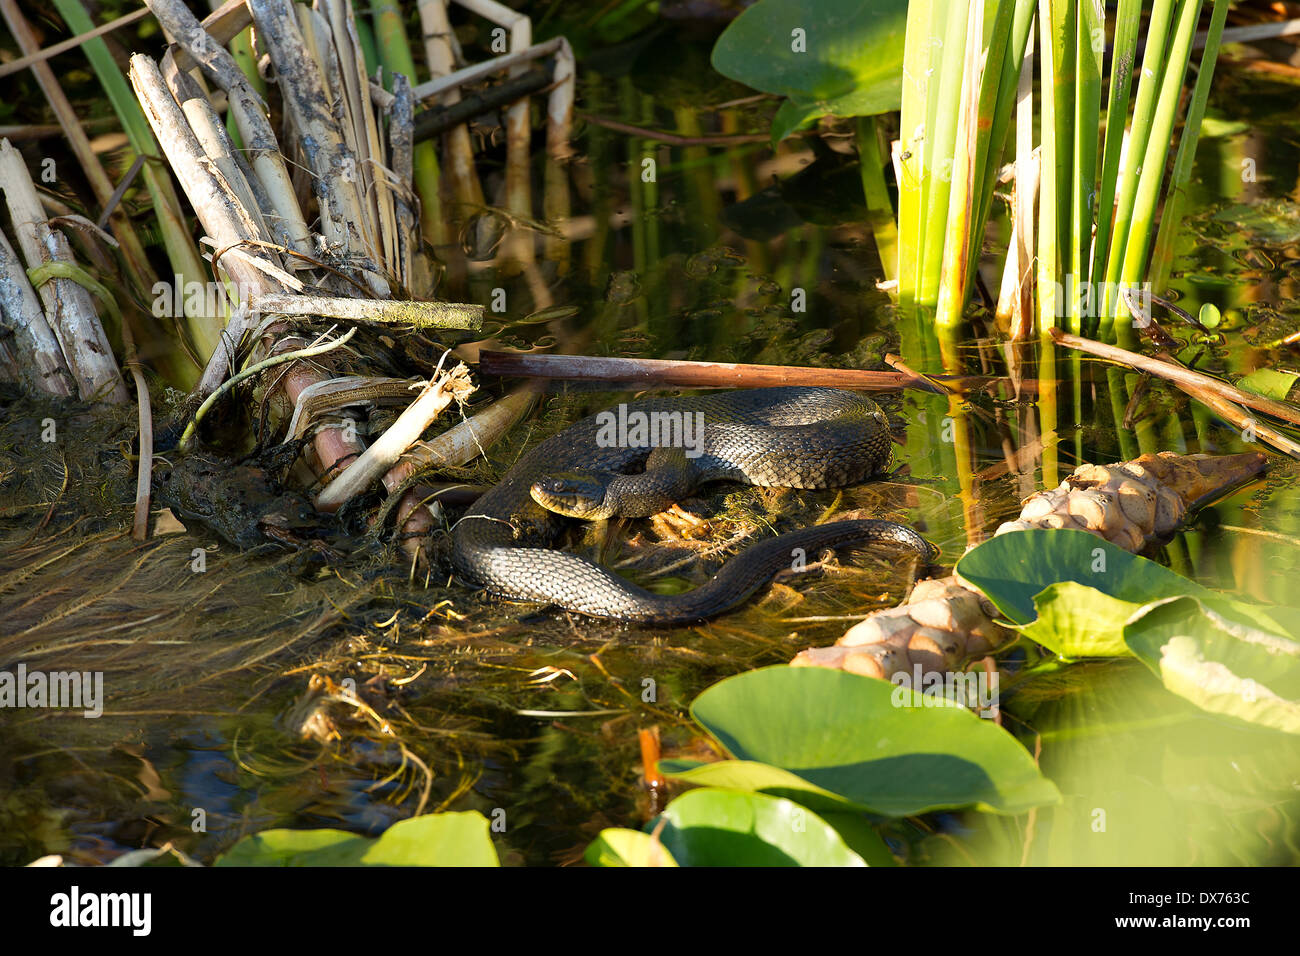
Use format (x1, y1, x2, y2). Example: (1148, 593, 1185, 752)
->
(2, 34, 1299, 866)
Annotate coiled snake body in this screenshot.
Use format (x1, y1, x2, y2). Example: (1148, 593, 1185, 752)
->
(451, 386, 935, 623)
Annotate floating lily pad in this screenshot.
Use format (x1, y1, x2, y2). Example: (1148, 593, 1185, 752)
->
(215, 812, 499, 866)
(651, 788, 867, 866)
(664, 666, 1058, 816)
(585, 828, 678, 867)
(955, 529, 1216, 626)
(1124, 597, 1300, 735)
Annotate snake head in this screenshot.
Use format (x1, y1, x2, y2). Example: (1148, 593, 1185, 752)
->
(530, 472, 615, 519)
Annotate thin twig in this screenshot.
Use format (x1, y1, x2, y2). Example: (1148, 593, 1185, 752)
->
(0, 7, 152, 79)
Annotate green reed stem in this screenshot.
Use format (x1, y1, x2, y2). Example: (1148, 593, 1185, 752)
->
(1148, 0, 1230, 294)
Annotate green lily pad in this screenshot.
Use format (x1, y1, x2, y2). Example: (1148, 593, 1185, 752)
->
(215, 812, 499, 866)
(955, 529, 1216, 626)
(659, 758, 854, 813)
(711, 0, 907, 141)
(1124, 597, 1300, 735)
(669, 666, 1058, 816)
(585, 829, 678, 867)
(651, 788, 866, 866)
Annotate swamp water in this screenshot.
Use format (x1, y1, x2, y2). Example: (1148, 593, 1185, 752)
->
(1, 43, 1299, 866)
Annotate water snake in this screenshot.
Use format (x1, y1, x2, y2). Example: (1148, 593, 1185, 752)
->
(450, 386, 937, 623)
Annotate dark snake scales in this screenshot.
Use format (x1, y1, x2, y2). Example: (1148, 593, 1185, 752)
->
(451, 386, 936, 623)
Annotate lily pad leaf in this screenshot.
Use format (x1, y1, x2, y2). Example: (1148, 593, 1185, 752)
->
(712, 0, 907, 140)
(215, 812, 499, 866)
(1124, 596, 1300, 735)
(659, 758, 855, 813)
(676, 666, 1058, 816)
(585, 829, 678, 867)
(955, 529, 1216, 626)
(650, 788, 866, 866)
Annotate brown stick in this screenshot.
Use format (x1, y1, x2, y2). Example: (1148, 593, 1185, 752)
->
(1050, 328, 1300, 428)
(577, 112, 772, 147)
(478, 351, 961, 392)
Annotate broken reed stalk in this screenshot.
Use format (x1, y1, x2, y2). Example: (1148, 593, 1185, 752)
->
(883, 353, 957, 395)
(145, 0, 313, 259)
(372, 0, 446, 251)
(251, 292, 483, 329)
(0, 208, 74, 398)
(1174, 378, 1300, 460)
(0, 6, 151, 79)
(314, 361, 474, 511)
(388, 75, 418, 285)
(0, 139, 127, 403)
(48, 0, 220, 377)
(417, 0, 487, 227)
(128, 53, 292, 395)
(477, 350, 955, 393)
(455, 0, 532, 262)
(397, 378, 544, 476)
(417, 68, 552, 141)
(248, 0, 389, 297)
(0, 0, 158, 308)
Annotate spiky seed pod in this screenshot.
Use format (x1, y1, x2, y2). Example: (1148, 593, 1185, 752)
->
(793, 452, 1266, 685)
(839, 609, 918, 647)
(791, 574, 1012, 679)
(997, 452, 1264, 546)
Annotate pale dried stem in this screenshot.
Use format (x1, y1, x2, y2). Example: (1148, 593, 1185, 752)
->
(418, 0, 486, 221)
(0, 140, 127, 403)
(0, 206, 74, 397)
(315, 362, 475, 512)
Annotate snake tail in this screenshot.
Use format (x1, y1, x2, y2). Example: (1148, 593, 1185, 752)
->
(470, 518, 935, 624)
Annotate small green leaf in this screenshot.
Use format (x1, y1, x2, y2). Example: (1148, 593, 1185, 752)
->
(1198, 303, 1221, 328)
(585, 829, 678, 867)
(1198, 116, 1249, 139)
(215, 812, 499, 866)
(1124, 597, 1300, 734)
(770, 98, 821, 146)
(1237, 368, 1299, 400)
(651, 788, 866, 866)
